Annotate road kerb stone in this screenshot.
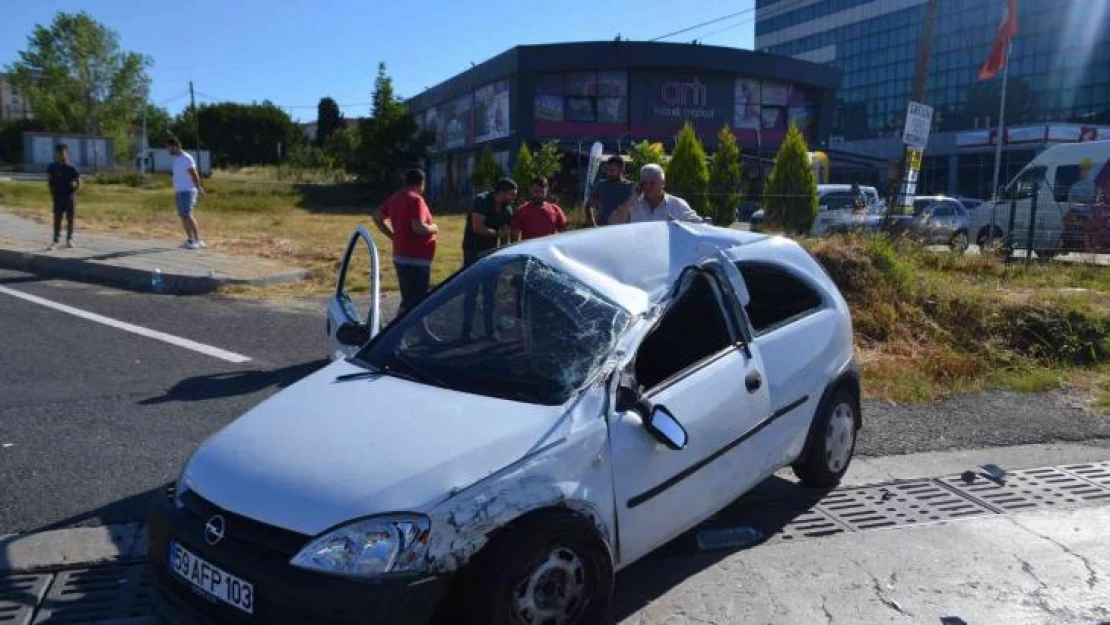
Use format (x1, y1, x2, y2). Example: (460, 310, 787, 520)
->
(0, 522, 145, 573)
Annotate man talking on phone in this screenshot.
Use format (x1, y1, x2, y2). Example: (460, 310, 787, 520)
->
(608, 163, 703, 224)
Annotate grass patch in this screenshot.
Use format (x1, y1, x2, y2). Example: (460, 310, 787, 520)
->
(804, 231, 1109, 403)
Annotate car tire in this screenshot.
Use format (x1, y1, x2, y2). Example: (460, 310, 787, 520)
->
(950, 230, 969, 254)
(462, 511, 614, 625)
(793, 388, 859, 489)
(977, 227, 1007, 256)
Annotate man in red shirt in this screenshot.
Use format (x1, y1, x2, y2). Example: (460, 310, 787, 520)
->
(373, 169, 439, 316)
(512, 176, 568, 241)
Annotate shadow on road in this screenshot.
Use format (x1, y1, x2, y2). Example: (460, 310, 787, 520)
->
(22, 487, 165, 535)
(611, 476, 829, 622)
(138, 359, 329, 405)
(0, 274, 45, 286)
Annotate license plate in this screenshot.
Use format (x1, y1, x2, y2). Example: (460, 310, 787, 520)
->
(169, 540, 254, 615)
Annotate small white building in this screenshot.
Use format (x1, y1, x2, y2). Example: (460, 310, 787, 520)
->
(138, 148, 212, 177)
(22, 132, 113, 172)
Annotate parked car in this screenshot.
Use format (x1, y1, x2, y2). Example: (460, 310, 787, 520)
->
(750, 184, 883, 235)
(884, 195, 972, 253)
(148, 220, 862, 625)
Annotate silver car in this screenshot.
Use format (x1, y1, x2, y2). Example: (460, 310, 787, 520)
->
(884, 196, 972, 253)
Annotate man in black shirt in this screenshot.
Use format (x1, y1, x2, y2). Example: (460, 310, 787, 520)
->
(46, 144, 81, 249)
(460, 178, 517, 341)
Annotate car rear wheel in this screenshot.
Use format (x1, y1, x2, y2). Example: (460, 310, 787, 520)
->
(793, 388, 859, 489)
(950, 230, 969, 254)
(463, 512, 613, 625)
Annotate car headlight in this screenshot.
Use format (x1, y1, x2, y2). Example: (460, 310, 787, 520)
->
(173, 452, 197, 508)
(290, 515, 431, 578)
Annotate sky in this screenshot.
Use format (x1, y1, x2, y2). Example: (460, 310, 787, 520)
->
(1, 0, 756, 123)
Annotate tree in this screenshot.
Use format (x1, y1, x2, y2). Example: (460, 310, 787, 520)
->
(170, 101, 302, 167)
(472, 147, 504, 192)
(135, 104, 172, 145)
(316, 97, 343, 146)
(763, 123, 818, 235)
(533, 140, 562, 182)
(709, 124, 743, 226)
(511, 143, 537, 192)
(629, 140, 666, 173)
(354, 62, 431, 192)
(665, 122, 710, 218)
(325, 126, 361, 173)
(6, 11, 150, 154)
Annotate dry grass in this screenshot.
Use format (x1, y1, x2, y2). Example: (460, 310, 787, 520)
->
(0, 177, 469, 293)
(804, 232, 1109, 404)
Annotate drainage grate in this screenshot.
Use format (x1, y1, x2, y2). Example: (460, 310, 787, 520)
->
(773, 508, 849, 543)
(938, 466, 1110, 513)
(1059, 462, 1110, 489)
(817, 479, 995, 531)
(0, 574, 50, 625)
(31, 564, 152, 624)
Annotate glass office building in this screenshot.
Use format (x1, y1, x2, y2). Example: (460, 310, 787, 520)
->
(756, 0, 1110, 197)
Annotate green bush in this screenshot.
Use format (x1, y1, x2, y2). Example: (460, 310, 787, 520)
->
(664, 122, 710, 218)
(471, 147, 504, 192)
(709, 124, 743, 226)
(629, 140, 666, 173)
(763, 123, 817, 235)
(511, 143, 537, 192)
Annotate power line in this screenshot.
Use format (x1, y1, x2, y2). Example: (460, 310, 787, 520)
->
(648, 6, 757, 42)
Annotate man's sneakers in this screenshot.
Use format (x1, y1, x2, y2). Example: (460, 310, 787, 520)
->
(182, 239, 207, 250)
(65, 239, 74, 248)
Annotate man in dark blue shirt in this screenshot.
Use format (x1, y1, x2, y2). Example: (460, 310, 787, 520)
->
(45, 144, 81, 249)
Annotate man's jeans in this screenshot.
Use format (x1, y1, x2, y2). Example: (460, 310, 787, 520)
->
(395, 262, 431, 317)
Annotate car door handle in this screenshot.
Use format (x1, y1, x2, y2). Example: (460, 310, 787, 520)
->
(745, 371, 762, 393)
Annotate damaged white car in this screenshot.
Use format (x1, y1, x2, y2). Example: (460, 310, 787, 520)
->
(148, 220, 861, 625)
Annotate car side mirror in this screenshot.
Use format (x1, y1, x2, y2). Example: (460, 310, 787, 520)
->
(646, 405, 688, 451)
(335, 321, 370, 347)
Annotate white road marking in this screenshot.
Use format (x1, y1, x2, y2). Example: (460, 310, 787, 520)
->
(0, 284, 252, 363)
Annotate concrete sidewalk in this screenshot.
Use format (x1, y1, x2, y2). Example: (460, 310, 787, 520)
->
(0, 211, 312, 295)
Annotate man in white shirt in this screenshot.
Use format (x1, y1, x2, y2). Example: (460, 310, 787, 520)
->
(608, 163, 703, 224)
(167, 137, 206, 249)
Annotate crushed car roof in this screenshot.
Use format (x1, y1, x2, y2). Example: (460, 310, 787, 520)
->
(488, 221, 768, 314)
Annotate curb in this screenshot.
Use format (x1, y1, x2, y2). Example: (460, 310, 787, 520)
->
(0, 522, 147, 574)
(0, 248, 313, 295)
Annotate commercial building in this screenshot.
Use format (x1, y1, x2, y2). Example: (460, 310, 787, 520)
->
(405, 41, 841, 199)
(756, 0, 1110, 198)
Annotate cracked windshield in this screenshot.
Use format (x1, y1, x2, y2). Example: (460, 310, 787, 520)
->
(1, 0, 1107, 623)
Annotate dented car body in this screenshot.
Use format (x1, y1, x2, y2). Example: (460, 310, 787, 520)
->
(147, 221, 861, 625)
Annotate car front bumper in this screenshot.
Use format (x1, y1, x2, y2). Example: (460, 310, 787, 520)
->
(147, 487, 448, 625)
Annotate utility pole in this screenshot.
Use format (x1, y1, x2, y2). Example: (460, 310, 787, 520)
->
(189, 81, 201, 162)
(889, 0, 939, 216)
(140, 102, 147, 175)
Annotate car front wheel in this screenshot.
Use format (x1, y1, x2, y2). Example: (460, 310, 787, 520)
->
(462, 511, 613, 625)
(950, 230, 969, 254)
(793, 388, 859, 489)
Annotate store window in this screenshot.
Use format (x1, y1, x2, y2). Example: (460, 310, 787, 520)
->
(533, 70, 628, 125)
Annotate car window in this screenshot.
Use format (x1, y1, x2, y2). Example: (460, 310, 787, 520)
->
(353, 255, 631, 405)
(634, 272, 734, 392)
(1008, 166, 1048, 200)
(931, 203, 953, 218)
(821, 192, 855, 211)
(913, 199, 935, 216)
(736, 262, 823, 334)
(1053, 165, 1082, 202)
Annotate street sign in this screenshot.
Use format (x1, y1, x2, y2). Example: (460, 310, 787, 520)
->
(897, 147, 925, 214)
(902, 101, 934, 150)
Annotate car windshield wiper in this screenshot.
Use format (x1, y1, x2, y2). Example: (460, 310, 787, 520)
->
(334, 358, 423, 385)
(388, 349, 448, 389)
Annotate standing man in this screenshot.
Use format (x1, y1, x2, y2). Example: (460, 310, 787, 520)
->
(461, 177, 518, 267)
(512, 176, 568, 240)
(586, 155, 634, 226)
(46, 144, 81, 249)
(459, 177, 517, 341)
(166, 137, 206, 250)
(608, 163, 703, 224)
(373, 169, 439, 316)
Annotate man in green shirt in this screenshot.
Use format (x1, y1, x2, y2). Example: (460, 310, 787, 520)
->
(462, 177, 518, 267)
(460, 178, 518, 340)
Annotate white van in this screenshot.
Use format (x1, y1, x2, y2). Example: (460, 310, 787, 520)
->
(970, 140, 1110, 257)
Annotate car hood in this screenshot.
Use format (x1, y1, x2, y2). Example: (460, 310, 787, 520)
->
(181, 359, 569, 536)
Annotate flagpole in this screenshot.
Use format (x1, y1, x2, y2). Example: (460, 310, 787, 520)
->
(990, 42, 1012, 199)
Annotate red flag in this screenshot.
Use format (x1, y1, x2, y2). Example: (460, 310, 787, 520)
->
(979, 0, 1018, 80)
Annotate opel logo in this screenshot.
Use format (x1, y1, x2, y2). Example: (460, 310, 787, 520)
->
(204, 515, 226, 546)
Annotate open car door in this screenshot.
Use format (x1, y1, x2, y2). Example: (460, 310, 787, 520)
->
(326, 225, 381, 360)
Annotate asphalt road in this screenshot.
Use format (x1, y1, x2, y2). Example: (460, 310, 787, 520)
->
(0, 268, 1107, 535)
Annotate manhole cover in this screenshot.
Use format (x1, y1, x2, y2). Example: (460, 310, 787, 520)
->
(817, 479, 995, 531)
(938, 466, 1110, 513)
(774, 508, 849, 542)
(1059, 462, 1110, 489)
(0, 574, 50, 625)
(32, 564, 152, 624)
